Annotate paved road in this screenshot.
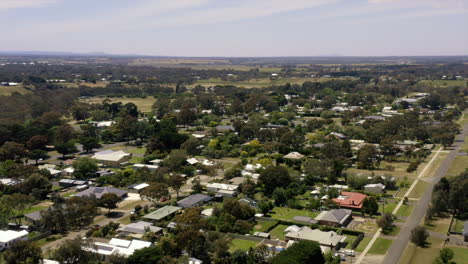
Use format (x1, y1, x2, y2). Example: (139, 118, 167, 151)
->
(382, 113, 468, 264)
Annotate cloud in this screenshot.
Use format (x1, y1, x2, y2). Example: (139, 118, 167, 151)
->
(0, 0, 58, 11)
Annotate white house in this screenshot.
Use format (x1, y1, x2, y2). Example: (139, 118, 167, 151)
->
(85, 238, 152, 259)
(206, 183, 239, 197)
(92, 150, 131, 167)
(0, 230, 29, 250)
(364, 183, 386, 194)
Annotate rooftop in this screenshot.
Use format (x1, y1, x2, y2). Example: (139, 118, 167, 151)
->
(332, 192, 367, 209)
(0, 230, 28, 243)
(144, 206, 182, 221)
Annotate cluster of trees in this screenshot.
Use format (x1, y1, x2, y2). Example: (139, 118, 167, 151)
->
(427, 171, 468, 219)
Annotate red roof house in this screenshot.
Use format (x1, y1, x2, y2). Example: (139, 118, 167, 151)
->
(332, 192, 367, 209)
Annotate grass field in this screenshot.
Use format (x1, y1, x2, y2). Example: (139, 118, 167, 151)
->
(252, 220, 278, 233)
(446, 155, 468, 176)
(399, 236, 444, 264)
(269, 207, 318, 222)
(368, 238, 392, 255)
(425, 216, 451, 234)
(395, 204, 414, 217)
(229, 239, 258, 252)
(355, 236, 372, 252)
(445, 246, 468, 264)
(450, 217, 466, 233)
(408, 181, 428, 199)
(344, 234, 359, 249)
(192, 77, 348, 88)
(81, 97, 156, 113)
(379, 200, 398, 214)
(418, 80, 467, 88)
(0, 85, 32, 95)
(269, 224, 289, 240)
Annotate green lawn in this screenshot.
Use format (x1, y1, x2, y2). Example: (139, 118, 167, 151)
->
(368, 238, 392, 255)
(445, 246, 468, 264)
(355, 237, 372, 252)
(269, 224, 289, 240)
(14, 205, 48, 216)
(129, 156, 144, 164)
(396, 204, 414, 217)
(252, 220, 278, 233)
(269, 207, 318, 222)
(127, 147, 146, 155)
(408, 181, 428, 199)
(450, 217, 466, 233)
(425, 216, 451, 234)
(344, 234, 359, 249)
(379, 201, 397, 214)
(229, 239, 258, 252)
(399, 236, 444, 264)
(384, 225, 400, 236)
(446, 155, 468, 177)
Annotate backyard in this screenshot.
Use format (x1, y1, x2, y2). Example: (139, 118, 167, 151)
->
(229, 239, 259, 252)
(269, 207, 318, 222)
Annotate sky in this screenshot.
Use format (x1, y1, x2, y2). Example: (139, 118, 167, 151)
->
(0, 0, 467, 57)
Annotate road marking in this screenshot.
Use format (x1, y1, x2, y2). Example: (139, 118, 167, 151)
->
(354, 146, 443, 264)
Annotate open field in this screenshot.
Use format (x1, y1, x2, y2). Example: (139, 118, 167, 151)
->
(62, 82, 107, 88)
(252, 220, 278, 233)
(425, 216, 451, 234)
(269, 224, 289, 240)
(408, 181, 428, 199)
(395, 204, 414, 217)
(446, 155, 468, 176)
(0, 85, 32, 95)
(229, 239, 258, 252)
(191, 77, 350, 88)
(368, 238, 392, 255)
(445, 246, 468, 263)
(81, 97, 156, 113)
(399, 235, 444, 264)
(269, 207, 318, 222)
(418, 80, 467, 88)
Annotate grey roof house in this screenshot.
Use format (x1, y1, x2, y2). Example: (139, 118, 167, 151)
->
(74, 187, 128, 199)
(364, 183, 386, 194)
(117, 221, 163, 237)
(285, 226, 346, 249)
(177, 194, 212, 208)
(315, 209, 352, 227)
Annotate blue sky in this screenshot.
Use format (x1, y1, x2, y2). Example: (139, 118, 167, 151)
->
(1, 0, 467, 56)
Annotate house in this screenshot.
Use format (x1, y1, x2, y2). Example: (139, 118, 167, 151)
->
(464, 221, 468, 242)
(128, 183, 149, 193)
(132, 164, 159, 171)
(206, 183, 239, 197)
(332, 192, 367, 210)
(329, 132, 347, 140)
(0, 230, 29, 251)
(149, 159, 163, 165)
(201, 208, 214, 217)
(25, 209, 48, 225)
(117, 221, 163, 237)
(177, 194, 212, 208)
(253, 232, 270, 239)
(229, 177, 246, 185)
(95, 169, 115, 177)
(315, 209, 352, 227)
(285, 226, 346, 249)
(0, 178, 21, 186)
(85, 238, 152, 259)
(58, 179, 89, 188)
(238, 197, 258, 208)
(284, 152, 305, 160)
(186, 158, 199, 165)
(215, 125, 234, 133)
(364, 183, 386, 194)
(75, 186, 128, 199)
(92, 150, 131, 167)
(143, 206, 182, 221)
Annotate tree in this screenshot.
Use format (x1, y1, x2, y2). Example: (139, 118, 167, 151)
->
(192, 177, 203, 193)
(141, 183, 170, 206)
(55, 124, 76, 143)
(79, 137, 101, 153)
(303, 158, 331, 183)
(72, 157, 98, 179)
(168, 174, 185, 199)
(410, 226, 429, 247)
(181, 137, 201, 156)
(127, 246, 163, 264)
(357, 144, 380, 170)
(3, 240, 42, 264)
(7, 193, 35, 225)
(54, 238, 98, 264)
(55, 141, 78, 158)
(258, 165, 291, 194)
(272, 240, 324, 264)
(433, 248, 455, 264)
(26, 135, 48, 150)
(100, 193, 121, 215)
(377, 212, 394, 233)
(164, 149, 188, 171)
(362, 196, 379, 216)
(0, 141, 27, 162)
(28, 149, 49, 164)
